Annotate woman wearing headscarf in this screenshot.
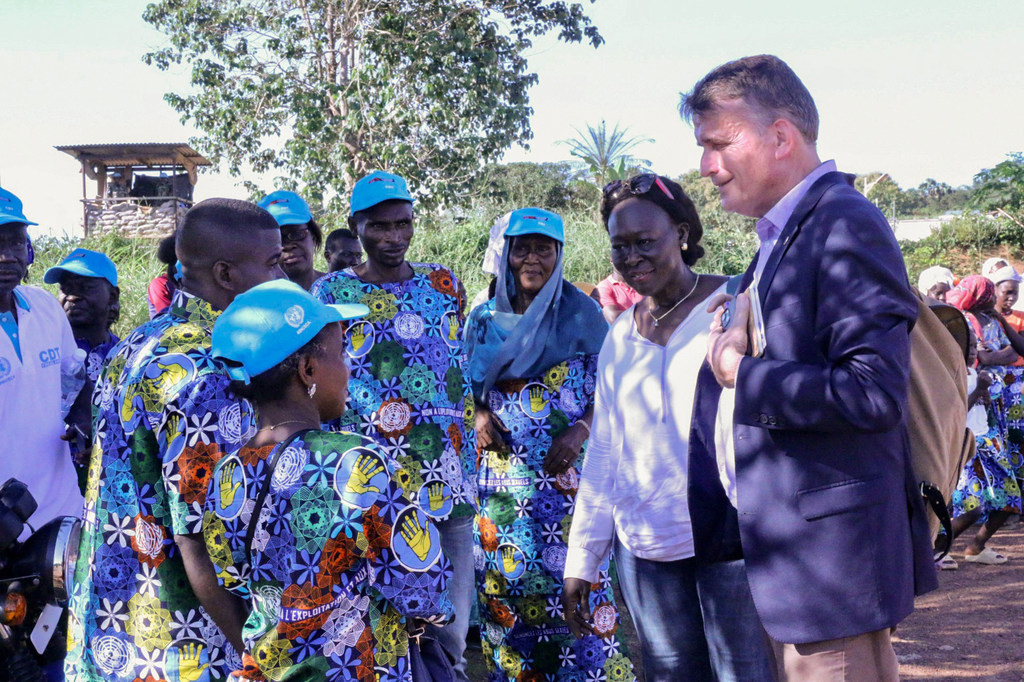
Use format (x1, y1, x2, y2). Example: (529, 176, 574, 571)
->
(917, 265, 955, 302)
(562, 175, 774, 681)
(204, 279, 453, 679)
(946, 275, 1024, 564)
(987, 263, 1024, 355)
(465, 208, 634, 681)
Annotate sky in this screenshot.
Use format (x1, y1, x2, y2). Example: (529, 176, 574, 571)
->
(2, 0, 1023, 236)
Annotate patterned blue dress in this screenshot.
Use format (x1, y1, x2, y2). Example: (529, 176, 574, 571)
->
(474, 352, 636, 682)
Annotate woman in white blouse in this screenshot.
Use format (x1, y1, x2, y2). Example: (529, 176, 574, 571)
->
(561, 174, 774, 682)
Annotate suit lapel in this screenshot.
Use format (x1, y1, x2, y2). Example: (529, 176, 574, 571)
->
(757, 172, 850, 299)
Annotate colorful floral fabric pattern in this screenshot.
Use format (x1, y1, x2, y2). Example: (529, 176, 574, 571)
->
(77, 332, 120, 383)
(204, 429, 453, 681)
(954, 369, 1024, 516)
(311, 264, 477, 522)
(66, 290, 257, 681)
(474, 354, 635, 681)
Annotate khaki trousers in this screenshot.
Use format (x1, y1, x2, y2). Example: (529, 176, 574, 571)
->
(769, 627, 899, 681)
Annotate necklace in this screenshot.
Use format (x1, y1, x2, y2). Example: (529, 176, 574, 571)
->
(257, 419, 311, 432)
(649, 274, 701, 327)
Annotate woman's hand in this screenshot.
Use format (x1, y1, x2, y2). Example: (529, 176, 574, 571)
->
(475, 402, 510, 453)
(543, 421, 588, 475)
(561, 578, 594, 638)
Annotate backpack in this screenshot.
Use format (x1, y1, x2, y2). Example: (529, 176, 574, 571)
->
(906, 291, 974, 555)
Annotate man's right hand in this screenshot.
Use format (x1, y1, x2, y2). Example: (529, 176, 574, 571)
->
(707, 291, 751, 389)
(561, 577, 594, 638)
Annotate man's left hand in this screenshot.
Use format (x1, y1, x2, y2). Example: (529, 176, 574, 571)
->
(707, 292, 751, 389)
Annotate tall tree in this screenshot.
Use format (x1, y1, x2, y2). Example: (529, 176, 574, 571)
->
(142, 0, 603, 211)
(560, 120, 652, 187)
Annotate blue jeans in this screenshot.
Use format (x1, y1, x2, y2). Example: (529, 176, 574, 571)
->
(432, 514, 475, 682)
(614, 542, 775, 682)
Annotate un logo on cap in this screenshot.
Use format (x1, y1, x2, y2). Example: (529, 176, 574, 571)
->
(284, 305, 305, 328)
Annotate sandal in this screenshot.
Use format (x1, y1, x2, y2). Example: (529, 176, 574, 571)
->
(963, 547, 1008, 565)
(935, 555, 958, 570)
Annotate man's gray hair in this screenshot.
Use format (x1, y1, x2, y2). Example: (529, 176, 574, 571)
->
(680, 54, 819, 144)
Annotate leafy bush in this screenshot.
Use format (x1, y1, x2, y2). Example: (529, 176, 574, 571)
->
(901, 212, 1024, 282)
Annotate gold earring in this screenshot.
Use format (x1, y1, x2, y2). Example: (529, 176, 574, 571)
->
(308, 383, 317, 399)
(682, 243, 688, 251)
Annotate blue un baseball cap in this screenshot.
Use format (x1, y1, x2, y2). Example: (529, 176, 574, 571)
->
(0, 186, 38, 227)
(44, 248, 119, 287)
(350, 171, 414, 215)
(504, 207, 564, 244)
(212, 279, 368, 384)
(257, 190, 314, 227)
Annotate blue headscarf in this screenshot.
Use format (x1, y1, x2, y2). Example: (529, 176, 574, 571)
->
(465, 210, 608, 401)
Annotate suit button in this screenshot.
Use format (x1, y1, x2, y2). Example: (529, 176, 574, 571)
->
(759, 414, 769, 424)
(768, 416, 777, 426)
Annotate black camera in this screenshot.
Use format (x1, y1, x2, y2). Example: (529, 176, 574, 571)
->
(0, 478, 82, 682)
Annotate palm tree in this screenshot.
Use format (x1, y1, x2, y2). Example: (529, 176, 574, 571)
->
(560, 120, 653, 187)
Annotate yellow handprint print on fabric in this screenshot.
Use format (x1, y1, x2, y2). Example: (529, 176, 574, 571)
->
(428, 482, 445, 512)
(346, 454, 385, 497)
(528, 385, 548, 413)
(219, 460, 242, 510)
(351, 324, 367, 352)
(401, 513, 431, 561)
(447, 315, 459, 342)
(177, 642, 208, 682)
(501, 546, 522, 575)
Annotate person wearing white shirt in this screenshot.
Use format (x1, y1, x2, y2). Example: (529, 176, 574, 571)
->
(561, 174, 773, 682)
(0, 186, 84, 539)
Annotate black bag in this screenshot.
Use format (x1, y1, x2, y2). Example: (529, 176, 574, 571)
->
(408, 622, 458, 682)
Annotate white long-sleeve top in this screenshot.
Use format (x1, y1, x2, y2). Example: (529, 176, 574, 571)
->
(565, 285, 725, 581)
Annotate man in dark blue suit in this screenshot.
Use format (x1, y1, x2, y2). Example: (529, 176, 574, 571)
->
(681, 55, 938, 680)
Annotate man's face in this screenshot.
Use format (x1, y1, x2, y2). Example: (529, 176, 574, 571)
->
(0, 223, 30, 298)
(694, 99, 783, 218)
(353, 200, 414, 269)
(59, 273, 114, 330)
(326, 237, 363, 272)
(226, 228, 286, 294)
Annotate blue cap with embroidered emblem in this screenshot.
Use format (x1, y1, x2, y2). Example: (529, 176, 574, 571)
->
(350, 171, 414, 215)
(0, 186, 38, 227)
(504, 207, 564, 243)
(212, 279, 368, 384)
(44, 248, 118, 287)
(257, 190, 314, 227)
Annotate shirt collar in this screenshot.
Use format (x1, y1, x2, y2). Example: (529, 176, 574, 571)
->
(759, 160, 837, 243)
(11, 287, 31, 312)
(169, 288, 221, 331)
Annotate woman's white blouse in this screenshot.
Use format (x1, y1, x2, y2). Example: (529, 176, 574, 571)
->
(565, 284, 726, 581)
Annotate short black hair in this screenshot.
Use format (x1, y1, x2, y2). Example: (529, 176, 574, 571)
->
(177, 198, 279, 268)
(325, 228, 358, 250)
(156, 233, 177, 265)
(680, 54, 819, 144)
(600, 174, 706, 266)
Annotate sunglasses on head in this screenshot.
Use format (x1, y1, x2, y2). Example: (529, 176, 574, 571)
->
(603, 174, 674, 201)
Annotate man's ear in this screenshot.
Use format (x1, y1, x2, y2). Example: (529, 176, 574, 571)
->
(108, 286, 121, 326)
(211, 260, 233, 291)
(772, 118, 800, 160)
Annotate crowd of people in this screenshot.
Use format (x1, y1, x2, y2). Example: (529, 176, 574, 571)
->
(918, 262, 1024, 569)
(2, 54, 1011, 682)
